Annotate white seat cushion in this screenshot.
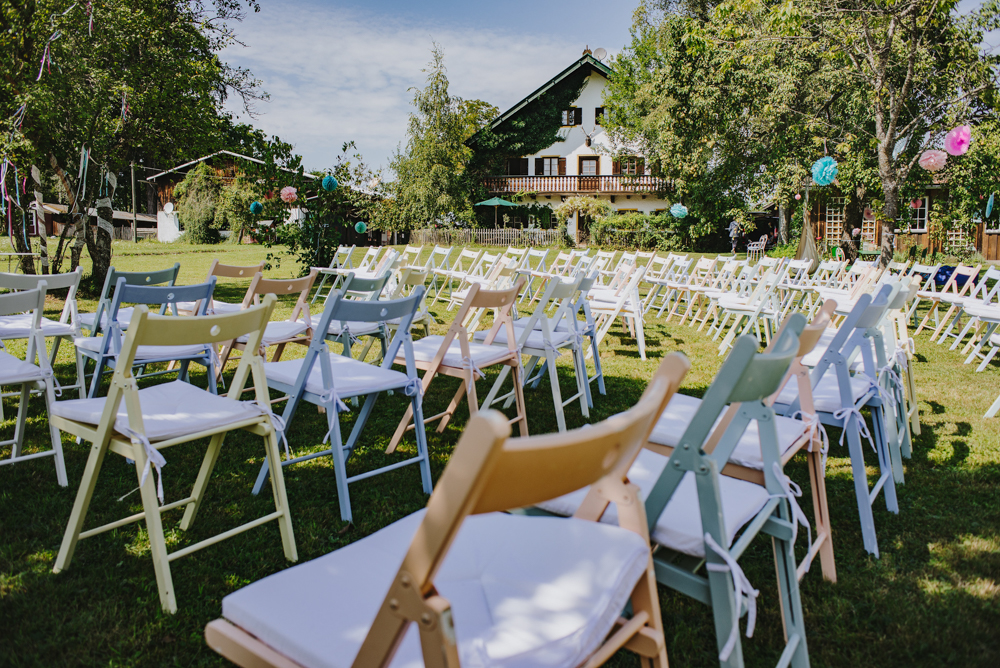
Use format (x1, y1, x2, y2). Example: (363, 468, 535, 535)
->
(50, 380, 263, 441)
(174, 300, 243, 315)
(222, 510, 649, 668)
(406, 335, 511, 369)
(0, 314, 76, 339)
(265, 354, 410, 398)
(78, 307, 134, 330)
(0, 350, 45, 384)
(472, 325, 573, 350)
(326, 320, 381, 337)
(648, 394, 809, 470)
(73, 336, 211, 360)
(774, 368, 874, 413)
(538, 449, 770, 558)
(237, 320, 309, 346)
(964, 304, 1000, 320)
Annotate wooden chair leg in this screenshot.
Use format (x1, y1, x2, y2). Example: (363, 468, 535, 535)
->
(388, 402, 415, 453)
(54, 436, 112, 573)
(132, 439, 178, 613)
(806, 449, 836, 583)
(511, 361, 529, 436)
(438, 379, 473, 433)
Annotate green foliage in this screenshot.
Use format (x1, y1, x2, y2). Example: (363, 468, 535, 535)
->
(214, 177, 260, 243)
(591, 211, 685, 251)
(174, 163, 221, 244)
(381, 45, 498, 232)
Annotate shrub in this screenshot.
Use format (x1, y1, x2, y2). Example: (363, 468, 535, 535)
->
(174, 162, 221, 244)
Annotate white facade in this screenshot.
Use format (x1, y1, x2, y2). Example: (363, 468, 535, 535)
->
(485, 59, 674, 242)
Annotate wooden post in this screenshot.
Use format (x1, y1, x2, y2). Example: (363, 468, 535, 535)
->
(130, 162, 137, 242)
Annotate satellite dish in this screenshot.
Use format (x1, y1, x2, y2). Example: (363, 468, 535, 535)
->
(163, 202, 174, 213)
(594, 47, 607, 61)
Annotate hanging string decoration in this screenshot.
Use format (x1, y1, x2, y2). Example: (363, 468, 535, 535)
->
(918, 150, 947, 172)
(249, 201, 263, 215)
(279, 186, 297, 203)
(670, 203, 688, 218)
(811, 157, 839, 186)
(355, 221, 367, 234)
(37, 31, 62, 81)
(944, 125, 972, 156)
(322, 175, 338, 192)
(86, 2, 94, 35)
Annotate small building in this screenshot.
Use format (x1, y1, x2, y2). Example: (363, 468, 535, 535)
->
(470, 49, 674, 245)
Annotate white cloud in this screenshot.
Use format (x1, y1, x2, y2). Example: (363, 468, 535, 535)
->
(220, 5, 611, 172)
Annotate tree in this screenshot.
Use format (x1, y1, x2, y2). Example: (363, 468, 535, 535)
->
(174, 162, 221, 244)
(381, 45, 498, 233)
(1, 0, 265, 284)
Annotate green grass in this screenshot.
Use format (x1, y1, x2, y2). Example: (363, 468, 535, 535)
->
(1, 241, 999, 667)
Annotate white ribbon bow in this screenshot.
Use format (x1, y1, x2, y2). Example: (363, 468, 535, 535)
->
(403, 377, 423, 398)
(769, 463, 813, 573)
(242, 401, 292, 459)
(119, 426, 166, 504)
(319, 388, 350, 445)
(462, 356, 484, 391)
(791, 410, 829, 472)
(704, 532, 759, 662)
(832, 406, 875, 452)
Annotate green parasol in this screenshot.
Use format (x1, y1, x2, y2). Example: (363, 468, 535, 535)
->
(474, 197, 518, 227)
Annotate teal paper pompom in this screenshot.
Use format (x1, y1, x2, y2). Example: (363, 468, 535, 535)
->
(811, 157, 838, 186)
(249, 201, 263, 215)
(355, 221, 367, 234)
(670, 203, 688, 218)
(322, 175, 338, 192)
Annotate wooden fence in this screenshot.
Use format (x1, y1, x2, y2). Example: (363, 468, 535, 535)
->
(411, 228, 562, 247)
(113, 226, 158, 241)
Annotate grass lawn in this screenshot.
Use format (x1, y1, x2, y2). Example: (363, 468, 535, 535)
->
(1, 240, 999, 667)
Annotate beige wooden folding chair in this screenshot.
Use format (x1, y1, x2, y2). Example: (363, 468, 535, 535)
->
(217, 270, 318, 373)
(206, 353, 689, 668)
(175, 259, 266, 316)
(388, 279, 528, 452)
(50, 296, 297, 613)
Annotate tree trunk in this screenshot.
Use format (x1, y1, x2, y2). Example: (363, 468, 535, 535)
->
(877, 141, 900, 268)
(9, 211, 37, 274)
(778, 203, 789, 244)
(88, 198, 114, 290)
(842, 196, 863, 263)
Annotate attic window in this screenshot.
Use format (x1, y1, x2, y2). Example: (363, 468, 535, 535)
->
(561, 108, 582, 126)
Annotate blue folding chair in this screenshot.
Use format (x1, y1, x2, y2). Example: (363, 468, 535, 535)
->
(253, 287, 431, 522)
(74, 277, 220, 397)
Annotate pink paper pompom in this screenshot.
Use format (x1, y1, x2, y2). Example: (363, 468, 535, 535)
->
(280, 186, 298, 203)
(795, 193, 802, 200)
(911, 199, 922, 209)
(944, 125, 972, 156)
(919, 150, 947, 172)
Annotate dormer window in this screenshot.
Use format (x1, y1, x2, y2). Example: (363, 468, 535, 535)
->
(561, 108, 582, 126)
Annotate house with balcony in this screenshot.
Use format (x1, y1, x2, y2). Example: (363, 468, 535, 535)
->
(471, 49, 672, 244)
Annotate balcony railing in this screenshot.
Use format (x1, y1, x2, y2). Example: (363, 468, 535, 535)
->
(483, 174, 669, 195)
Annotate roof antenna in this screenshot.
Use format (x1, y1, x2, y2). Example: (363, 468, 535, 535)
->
(583, 45, 592, 55)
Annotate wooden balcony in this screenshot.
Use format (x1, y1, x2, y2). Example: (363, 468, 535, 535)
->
(483, 174, 669, 195)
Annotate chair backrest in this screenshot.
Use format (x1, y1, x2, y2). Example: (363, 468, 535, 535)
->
(425, 245, 454, 271)
(338, 271, 391, 302)
(206, 259, 266, 280)
(0, 267, 82, 328)
(90, 264, 181, 335)
(333, 244, 355, 269)
(453, 278, 525, 348)
(242, 270, 318, 325)
(524, 248, 549, 272)
(399, 245, 422, 267)
(0, 284, 48, 364)
(907, 261, 942, 291)
(356, 247, 381, 270)
(965, 265, 1000, 303)
(354, 350, 690, 666)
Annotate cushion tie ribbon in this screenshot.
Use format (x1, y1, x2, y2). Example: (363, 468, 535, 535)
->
(790, 410, 829, 471)
(832, 406, 875, 452)
(461, 356, 483, 391)
(704, 532, 759, 662)
(118, 426, 166, 504)
(769, 463, 813, 573)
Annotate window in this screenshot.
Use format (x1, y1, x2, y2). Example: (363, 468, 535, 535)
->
(824, 197, 845, 241)
(579, 157, 599, 176)
(561, 108, 582, 126)
(908, 197, 927, 232)
(617, 208, 639, 214)
(614, 157, 644, 176)
(540, 157, 560, 176)
(506, 157, 529, 176)
(595, 107, 605, 125)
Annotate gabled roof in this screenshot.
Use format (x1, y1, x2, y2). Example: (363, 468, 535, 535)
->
(147, 150, 316, 181)
(471, 53, 611, 141)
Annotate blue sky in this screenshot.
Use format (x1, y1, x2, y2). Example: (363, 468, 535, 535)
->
(220, 0, 637, 173)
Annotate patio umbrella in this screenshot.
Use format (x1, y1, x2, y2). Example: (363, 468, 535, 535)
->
(474, 197, 518, 226)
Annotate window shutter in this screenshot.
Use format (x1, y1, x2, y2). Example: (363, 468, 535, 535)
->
(558, 158, 566, 175)
(574, 108, 583, 125)
(535, 158, 543, 175)
(520, 158, 529, 175)
(637, 158, 645, 175)
(612, 159, 621, 175)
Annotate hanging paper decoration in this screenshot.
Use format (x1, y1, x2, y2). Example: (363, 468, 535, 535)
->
(249, 201, 263, 215)
(795, 193, 802, 200)
(811, 157, 838, 186)
(279, 186, 297, 203)
(910, 199, 922, 209)
(36, 31, 62, 81)
(918, 150, 947, 172)
(86, 2, 94, 35)
(670, 203, 688, 218)
(987, 193, 994, 219)
(355, 221, 367, 234)
(944, 125, 972, 156)
(322, 175, 338, 191)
